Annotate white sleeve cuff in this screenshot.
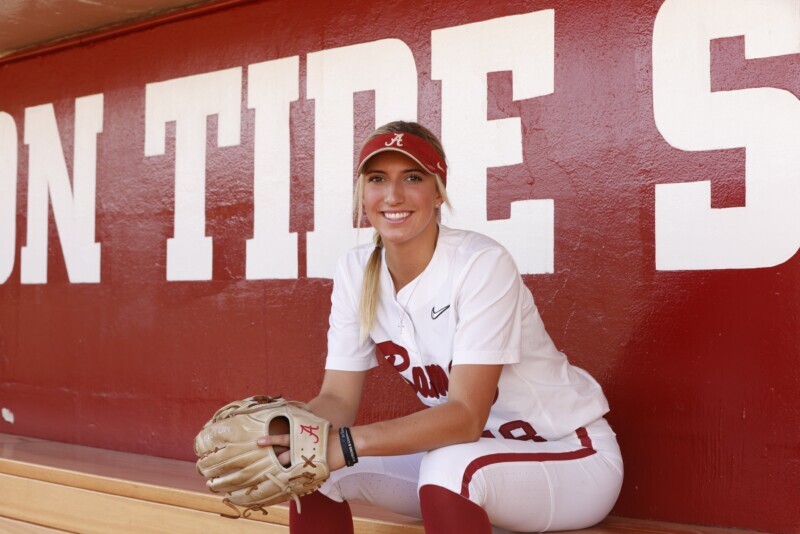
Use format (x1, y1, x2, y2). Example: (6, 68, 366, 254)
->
(325, 356, 378, 372)
(452, 351, 520, 366)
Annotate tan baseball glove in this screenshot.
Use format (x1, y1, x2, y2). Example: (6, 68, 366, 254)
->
(194, 395, 331, 518)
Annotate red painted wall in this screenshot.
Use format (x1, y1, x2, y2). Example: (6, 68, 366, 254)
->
(1, 1, 798, 532)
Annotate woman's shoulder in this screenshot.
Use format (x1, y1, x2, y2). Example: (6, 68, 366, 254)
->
(439, 225, 511, 258)
(439, 225, 521, 282)
(334, 242, 375, 277)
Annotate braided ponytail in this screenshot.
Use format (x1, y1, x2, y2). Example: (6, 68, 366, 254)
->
(359, 233, 383, 341)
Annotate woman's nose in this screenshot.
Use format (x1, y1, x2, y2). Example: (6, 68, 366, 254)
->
(385, 180, 403, 204)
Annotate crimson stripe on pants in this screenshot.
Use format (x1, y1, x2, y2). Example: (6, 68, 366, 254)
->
(460, 429, 596, 498)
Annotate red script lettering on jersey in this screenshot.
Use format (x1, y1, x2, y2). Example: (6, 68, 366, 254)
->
(376, 341, 450, 399)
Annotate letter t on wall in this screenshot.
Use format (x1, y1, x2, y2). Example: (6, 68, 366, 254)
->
(145, 68, 242, 281)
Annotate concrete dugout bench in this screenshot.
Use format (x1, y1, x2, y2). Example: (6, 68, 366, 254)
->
(0, 434, 757, 534)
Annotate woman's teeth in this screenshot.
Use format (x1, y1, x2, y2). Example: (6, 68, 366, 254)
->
(384, 212, 410, 220)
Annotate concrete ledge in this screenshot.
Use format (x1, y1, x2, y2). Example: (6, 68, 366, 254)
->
(0, 433, 420, 533)
(0, 433, 756, 534)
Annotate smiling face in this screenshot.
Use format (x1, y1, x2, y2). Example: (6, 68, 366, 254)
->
(361, 150, 443, 253)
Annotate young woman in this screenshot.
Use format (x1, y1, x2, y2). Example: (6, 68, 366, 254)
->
(260, 121, 623, 533)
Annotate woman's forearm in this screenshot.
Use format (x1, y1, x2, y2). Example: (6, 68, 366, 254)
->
(351, 399, 483, 458)
(308, 392, 359, 429)
(347, 364, 502, 459)
(307, 369, 366, 429)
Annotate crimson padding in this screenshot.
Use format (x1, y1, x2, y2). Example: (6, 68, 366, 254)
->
(290, 490, 354, 534)
(419, 484, 492, 534)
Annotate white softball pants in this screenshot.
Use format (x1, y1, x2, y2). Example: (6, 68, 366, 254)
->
(318, 417, 623, 532)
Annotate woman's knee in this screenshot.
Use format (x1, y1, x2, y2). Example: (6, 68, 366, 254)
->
(418, 445, 477, 497)
(320, 455, 425, 518)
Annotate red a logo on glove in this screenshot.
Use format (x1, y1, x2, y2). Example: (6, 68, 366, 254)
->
(300, 424, 320, 443)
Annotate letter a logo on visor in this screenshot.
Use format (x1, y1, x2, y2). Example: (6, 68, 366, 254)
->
(385, 133, 405, 147)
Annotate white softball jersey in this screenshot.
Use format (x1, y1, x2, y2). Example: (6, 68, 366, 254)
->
(326, 225, 610, 441)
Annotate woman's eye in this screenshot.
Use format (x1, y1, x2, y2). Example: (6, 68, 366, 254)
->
(406, 174, 423, 182)
(367, 175, 384, 183)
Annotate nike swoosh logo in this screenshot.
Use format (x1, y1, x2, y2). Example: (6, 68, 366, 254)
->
(431, 305, 450, 320)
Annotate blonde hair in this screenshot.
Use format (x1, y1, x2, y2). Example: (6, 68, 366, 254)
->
(353, 121, 450, 341)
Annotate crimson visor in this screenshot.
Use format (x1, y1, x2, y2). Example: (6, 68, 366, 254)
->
(357, 132, 448, 186)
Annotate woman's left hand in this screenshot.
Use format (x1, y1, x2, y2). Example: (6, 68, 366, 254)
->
(258, 427, 347, 472)
(257, 434, 291, 466)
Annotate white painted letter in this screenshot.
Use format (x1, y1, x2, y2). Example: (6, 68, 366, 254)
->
(653, 0, 800, 270)
(0, 112, 16, 284)
(21, 95, 103, 284)
(145, 68, 242, 281)
(306, 39, 418, 278)
(432, 11, 555, 274)
(246, 57, 299, 279)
